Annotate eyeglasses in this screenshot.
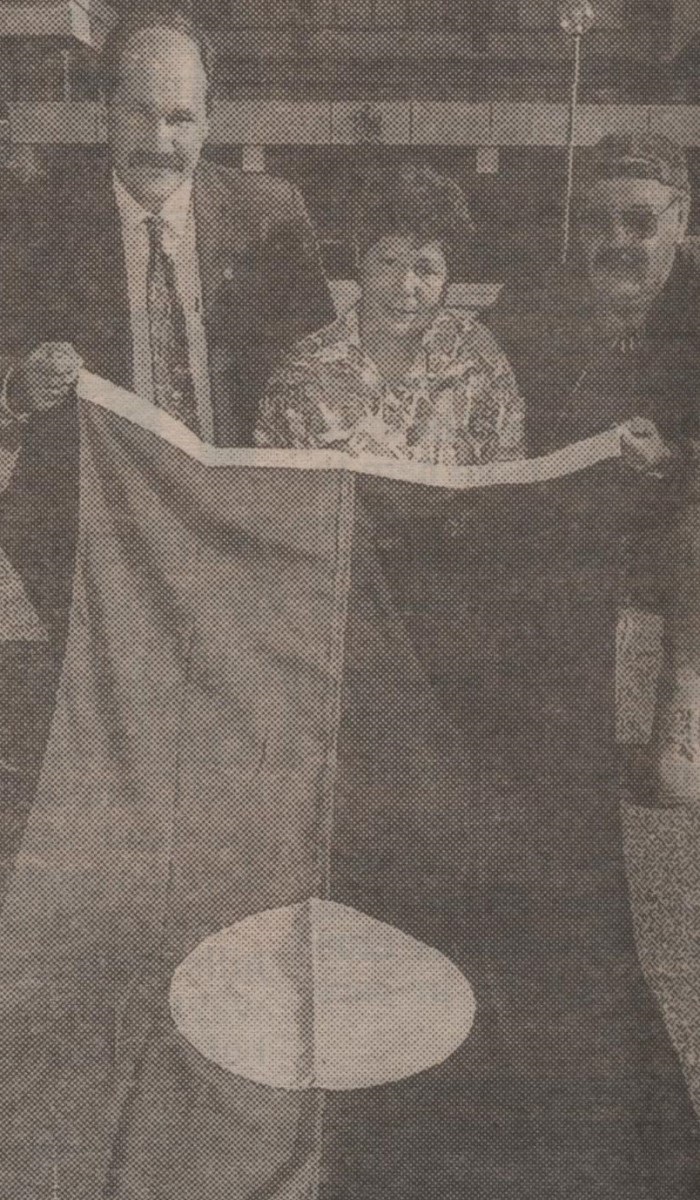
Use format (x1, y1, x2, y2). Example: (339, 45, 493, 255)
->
(576, 194, 681, 242)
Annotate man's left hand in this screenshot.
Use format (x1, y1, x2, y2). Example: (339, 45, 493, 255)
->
(620, 417, 674, 478)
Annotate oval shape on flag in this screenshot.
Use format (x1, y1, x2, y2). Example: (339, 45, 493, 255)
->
(169, 898, 475, 1091)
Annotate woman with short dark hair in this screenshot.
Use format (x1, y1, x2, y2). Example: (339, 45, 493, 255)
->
(255, 163, 526, 464)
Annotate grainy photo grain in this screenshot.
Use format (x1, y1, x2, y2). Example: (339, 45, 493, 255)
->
(0, 3, 699, 1197)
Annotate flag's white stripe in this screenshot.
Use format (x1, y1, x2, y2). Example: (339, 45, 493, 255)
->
(78, 369, 622, 489)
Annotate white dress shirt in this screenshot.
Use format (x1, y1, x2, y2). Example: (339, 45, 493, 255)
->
(0, 175, 219, 639)
(112, 171, 214, 442)
(0, 173, 216, 489)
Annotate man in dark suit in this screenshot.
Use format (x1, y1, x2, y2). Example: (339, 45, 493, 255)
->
(0, 7, 334, 840)
(489, 134, 700, 805)
(2, 10, 333, 447)
(489, 133, 699, 459)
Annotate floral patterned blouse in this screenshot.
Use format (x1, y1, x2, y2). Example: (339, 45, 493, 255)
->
(255, 306, 526, 464)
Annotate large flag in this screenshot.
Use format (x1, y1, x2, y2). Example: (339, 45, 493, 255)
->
(1, 375, 699, 1199)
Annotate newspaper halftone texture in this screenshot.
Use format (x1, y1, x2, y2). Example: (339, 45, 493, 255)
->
(1, 4, 699, 1198)
(0, 381, 698, 1198)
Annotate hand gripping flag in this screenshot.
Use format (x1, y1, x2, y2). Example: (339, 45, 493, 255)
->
(0, 374, 699, 1199)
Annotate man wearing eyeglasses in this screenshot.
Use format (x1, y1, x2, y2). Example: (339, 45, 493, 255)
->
(491, 132, 700, 769)
(490, 132, 699, 459)
(488, 139, 700, 1111)
(490, 131, 700, 728)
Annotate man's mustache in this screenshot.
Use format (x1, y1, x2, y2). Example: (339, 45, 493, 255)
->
(128, 152, 186, 171)
(594, 247, 648, 275)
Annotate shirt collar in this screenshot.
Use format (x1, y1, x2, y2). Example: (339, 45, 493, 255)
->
(333, 304, 455, 388)
(112, 171, 193, 242)
(339, 305, 362, 348)
(342, 304, 451, 355)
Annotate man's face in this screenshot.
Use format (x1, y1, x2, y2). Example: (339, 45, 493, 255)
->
(108, 27, 209, 212)
(576, 176, 689, 307)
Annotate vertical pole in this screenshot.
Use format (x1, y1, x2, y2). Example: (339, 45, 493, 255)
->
(561, 32, 581, 263)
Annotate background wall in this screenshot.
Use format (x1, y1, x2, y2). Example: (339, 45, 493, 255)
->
(0, 0, 698, 287)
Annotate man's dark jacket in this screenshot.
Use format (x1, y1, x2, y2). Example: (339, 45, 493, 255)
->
(489, 242, 700, 455)
(0, 157, 333, 632)
(0, 158, 334, 780)
(489, 243, 700, 617)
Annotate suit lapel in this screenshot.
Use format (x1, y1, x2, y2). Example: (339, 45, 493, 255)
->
(192, 164, 225, 322)
(193, 162, 264, 444)
(193, 161, 253, 321)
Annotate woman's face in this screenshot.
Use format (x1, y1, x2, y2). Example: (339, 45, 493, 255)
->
(359, 236, 448, 338)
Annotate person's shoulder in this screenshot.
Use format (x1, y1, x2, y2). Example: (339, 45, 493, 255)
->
(266, 314, 350, 393)
(283, 313, 348, 366)
(446, 308, 515, 372)
(30, 159, 114, 250)
(444, 304, 502, 342)
(445, 306, 492, 347)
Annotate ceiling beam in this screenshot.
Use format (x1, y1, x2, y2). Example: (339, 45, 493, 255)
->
(6, 99, 700, 147)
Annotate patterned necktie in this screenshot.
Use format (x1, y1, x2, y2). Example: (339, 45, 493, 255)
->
(146, 215, 200, 435)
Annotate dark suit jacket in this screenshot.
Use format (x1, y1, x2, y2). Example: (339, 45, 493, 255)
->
(0, 157, 334, 635)
(5, 156, 334, 446)
(489, 244, 700, 615)
(0, 159, 334, 788)
(488, 242, 700, 456)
